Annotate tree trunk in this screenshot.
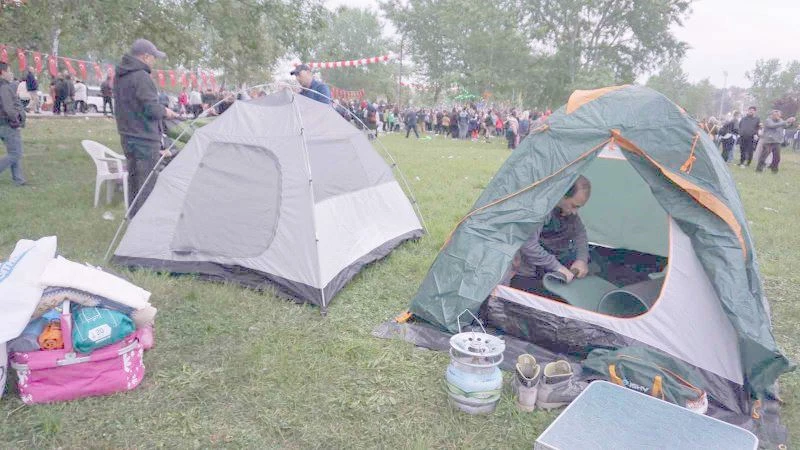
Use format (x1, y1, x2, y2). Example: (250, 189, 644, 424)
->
(51, 27, 61, 58)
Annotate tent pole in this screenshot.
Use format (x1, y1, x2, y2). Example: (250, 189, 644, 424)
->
(290, 92, 328, 313)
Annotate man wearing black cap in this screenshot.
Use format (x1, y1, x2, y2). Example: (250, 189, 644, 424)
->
(114, 38, 177, 216)
(290, 64, 331, 105)
(0, 62, 27, 186)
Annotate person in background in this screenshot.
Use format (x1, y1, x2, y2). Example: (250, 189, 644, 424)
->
(16, 77, 30, 111)
(62, 72, 75, 115)
(25, 67, 39, 113)
(495, 114, 504, 136)
(405, 106, 419, 138)
(738, 106, 760, 168)
(510, 176, 592, 294)
(719, 111, 740, 163)
(506, 111, 519, 150)
(100, 75, 114, 116)
(113, 38, 178, 217)
(73, 79, 87, 113)
(0, 62, 27, 186)
(53, 73, 65, 115)
(189, 86, 202, 118)
(518, 111, 531, 141)
(290, 64, 331, 105)
(440, 112, 451, 139)
(457, 107, 469, 139)
(756, 109, 795, 173)
(178, 87, 189, 117)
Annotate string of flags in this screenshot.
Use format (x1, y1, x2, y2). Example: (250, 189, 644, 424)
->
(0, 44, 216, 90)
(295, 53, 396, 70)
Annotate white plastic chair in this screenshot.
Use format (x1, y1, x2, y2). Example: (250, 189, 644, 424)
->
(81, 140, 129, 211)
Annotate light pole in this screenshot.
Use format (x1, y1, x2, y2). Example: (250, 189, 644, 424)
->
(718, 70, 728, 119)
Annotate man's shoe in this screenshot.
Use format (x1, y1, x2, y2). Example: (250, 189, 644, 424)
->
(771, 167, 779, 174)
(536, 360, 587, 410)
(511, 354, 541, 412)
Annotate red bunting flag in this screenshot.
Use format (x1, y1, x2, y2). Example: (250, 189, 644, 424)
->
(200, 71, 207, 87)
(189, 72, 197, 88)
(63, 58, 76, 76)
(157, 70, 165, 87)
(93, 62, 102, 81)
(33, 52, 42, 73)
(168, 70, 175, 87)
(78, 60, 87, 80)
(0, 45, 7, 63)
(180, 71, 188, 88)
(48, 55, 58, 77)
(209, 73, 216, 90)
(16, 48, 26, 73)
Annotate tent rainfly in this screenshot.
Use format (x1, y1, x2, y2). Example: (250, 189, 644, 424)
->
(402, 85, 792, 417)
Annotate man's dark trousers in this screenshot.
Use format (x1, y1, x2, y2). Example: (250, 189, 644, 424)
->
(121, 135, 160, 217)
(103, 96, 113, 115)
(0, 123, 25, 184)
(740, 136, 756, 166)
(757, 143, 781, 171)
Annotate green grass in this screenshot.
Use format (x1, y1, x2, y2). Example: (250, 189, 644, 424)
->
(0, 120, 798, 448)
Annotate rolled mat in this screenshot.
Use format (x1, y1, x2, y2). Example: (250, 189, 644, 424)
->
(597, 278, 664, 317)
(542, 272, 664, 317)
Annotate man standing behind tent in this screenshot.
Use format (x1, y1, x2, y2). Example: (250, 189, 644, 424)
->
(114, 38, 177, 216)
(25, 67, 39, 113)
(738, 106, 760, 168)
(404, 107, 419, 138)
(0, 62, 27, 186)
(756, 110, 795, 173)
(510, 176, 592, 293)
(100, 76, 114, 116)
(290, 64, 331, 105)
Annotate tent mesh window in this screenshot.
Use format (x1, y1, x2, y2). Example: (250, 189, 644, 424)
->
(305, 136, 393, 202)
(170, 142, 282, 258)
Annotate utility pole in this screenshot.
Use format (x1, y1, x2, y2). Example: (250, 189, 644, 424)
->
(719, 71, 728, 118)
(397, 35, 404, 107)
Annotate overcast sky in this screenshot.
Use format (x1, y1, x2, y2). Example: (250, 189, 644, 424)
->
(324, 0, 800, 88)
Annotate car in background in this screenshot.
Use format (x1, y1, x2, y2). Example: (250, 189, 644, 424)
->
(86, 85, 109, 113)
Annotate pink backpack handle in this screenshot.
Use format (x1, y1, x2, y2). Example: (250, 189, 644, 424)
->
(60, 301, 74, 353)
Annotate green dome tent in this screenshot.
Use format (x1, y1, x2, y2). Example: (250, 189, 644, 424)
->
(399, 85, 792, 418)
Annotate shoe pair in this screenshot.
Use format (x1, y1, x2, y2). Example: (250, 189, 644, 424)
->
(512, 355, 587, 411)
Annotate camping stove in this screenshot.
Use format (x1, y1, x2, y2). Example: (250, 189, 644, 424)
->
(445, 310, 505, 414)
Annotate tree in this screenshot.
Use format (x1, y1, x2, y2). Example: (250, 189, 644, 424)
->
(0, 0, 326, 86)
(746, 59, 800, 114)
(645, 60, 689, 106)
(308, 7, 397, 101)
(683, 78, 716, 119)
(509, 0, 691, 105)
(382, 0, 535, 105)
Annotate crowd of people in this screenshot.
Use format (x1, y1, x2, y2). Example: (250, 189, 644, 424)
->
(703, 106, 798, 173)
(331, 100, 552, 149)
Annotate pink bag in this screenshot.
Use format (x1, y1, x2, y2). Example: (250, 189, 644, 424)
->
(10, 302, 154, 404)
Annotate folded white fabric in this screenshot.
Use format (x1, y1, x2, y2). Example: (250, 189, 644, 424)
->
(0, 236, 58, 344)
(39, 256, 152, 310)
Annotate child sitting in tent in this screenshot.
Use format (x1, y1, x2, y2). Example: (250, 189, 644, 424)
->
(510, 176, 591, 294)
